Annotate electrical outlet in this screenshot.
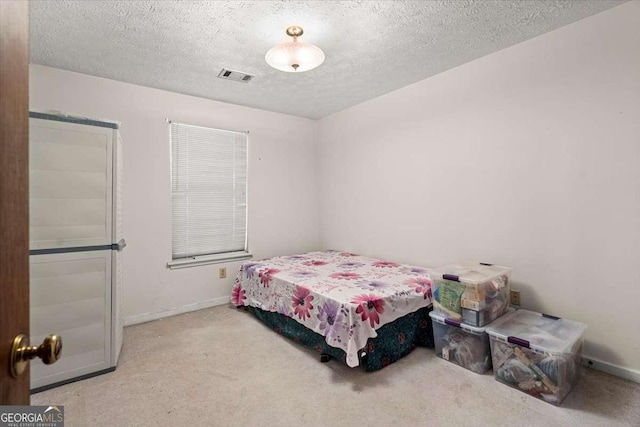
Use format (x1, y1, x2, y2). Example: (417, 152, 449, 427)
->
(219, 267, 227, 279)
(510, 290, 521, 306)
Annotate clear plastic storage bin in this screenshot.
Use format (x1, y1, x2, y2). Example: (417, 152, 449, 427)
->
(430, 261, 512, 327)
(429, 308, 514, 374)
(486, 309, 587, 406)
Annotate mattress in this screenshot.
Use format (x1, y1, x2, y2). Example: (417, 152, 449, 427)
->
(232, 250, 433, 367)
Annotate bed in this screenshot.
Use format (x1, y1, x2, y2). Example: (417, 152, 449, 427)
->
(231, 250, 434, 370)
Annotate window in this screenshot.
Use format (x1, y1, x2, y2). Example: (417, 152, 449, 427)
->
(168, 122, 250, 268)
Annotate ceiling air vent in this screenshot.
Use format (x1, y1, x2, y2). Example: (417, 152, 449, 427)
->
(217, 68, 254, 83)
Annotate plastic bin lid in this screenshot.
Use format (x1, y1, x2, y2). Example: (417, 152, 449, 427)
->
(486, 309, 587, 354)
(429, 307, 515, 334)
(429, 261, 512, 285)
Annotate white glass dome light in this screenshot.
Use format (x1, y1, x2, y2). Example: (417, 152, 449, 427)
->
(265, 26, 325, 73)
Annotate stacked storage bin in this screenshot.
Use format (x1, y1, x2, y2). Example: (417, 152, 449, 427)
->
(428, 262, 513, 374)
(431, 262, 512, 326)
(486, 309, 587, 405)
(429, 308, 514, 374)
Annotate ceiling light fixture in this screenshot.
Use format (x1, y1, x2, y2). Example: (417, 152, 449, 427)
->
(265, 26, 325, 73)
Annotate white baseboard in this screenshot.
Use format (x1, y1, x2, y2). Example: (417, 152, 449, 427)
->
(124, 296, 230, 326)
(582, 355, 640, 384)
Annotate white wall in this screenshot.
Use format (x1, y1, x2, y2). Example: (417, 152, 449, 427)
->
(318, 2, 640, 374)
(30, 65, 320, 323)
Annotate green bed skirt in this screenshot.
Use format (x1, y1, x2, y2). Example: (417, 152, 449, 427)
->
(245, 305, 434, 371)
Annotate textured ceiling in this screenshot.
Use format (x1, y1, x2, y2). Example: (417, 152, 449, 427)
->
(30, 0, 625, 119)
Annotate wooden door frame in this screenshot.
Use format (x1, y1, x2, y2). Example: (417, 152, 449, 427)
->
(0, 0, 30, 404)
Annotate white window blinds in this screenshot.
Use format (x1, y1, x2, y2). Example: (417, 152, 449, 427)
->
(171, 122, 248, 260)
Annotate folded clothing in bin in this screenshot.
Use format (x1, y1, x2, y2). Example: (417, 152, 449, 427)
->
(430, 261, 512, 327)
(486, 309, 587, 406)
(430, 308, 515, 374)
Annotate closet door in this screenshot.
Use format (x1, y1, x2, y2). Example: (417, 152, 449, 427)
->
(30, 250, 112, 390)
(29, 118, 113, 250)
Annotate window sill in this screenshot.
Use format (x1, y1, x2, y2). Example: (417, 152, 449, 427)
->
(167, 252, 252, 270)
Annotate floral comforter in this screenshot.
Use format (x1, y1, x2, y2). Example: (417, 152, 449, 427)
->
(232, 250, 433, 367)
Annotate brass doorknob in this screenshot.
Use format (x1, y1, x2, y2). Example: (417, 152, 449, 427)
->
(10, 334, 63, 378)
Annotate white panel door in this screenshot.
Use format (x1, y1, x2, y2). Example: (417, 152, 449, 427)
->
(29, 118, 113, 249)
(30, 250, 112, 389)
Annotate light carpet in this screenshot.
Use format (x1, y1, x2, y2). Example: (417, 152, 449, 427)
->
(32, 305, 640, 426)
